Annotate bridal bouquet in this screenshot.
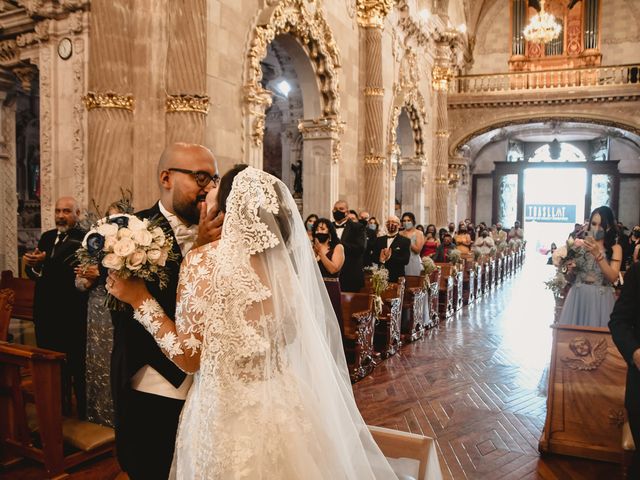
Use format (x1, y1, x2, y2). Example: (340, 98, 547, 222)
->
(545, 237, 585, 297)
(76, 213, 177, 309)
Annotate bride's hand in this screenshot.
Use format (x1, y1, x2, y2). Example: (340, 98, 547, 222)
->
(106, 271, 150, 308)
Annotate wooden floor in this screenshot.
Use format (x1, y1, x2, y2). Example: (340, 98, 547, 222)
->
(1, 259, 627, 479)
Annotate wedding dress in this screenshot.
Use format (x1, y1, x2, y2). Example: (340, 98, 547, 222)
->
(133, 167, 398, 479)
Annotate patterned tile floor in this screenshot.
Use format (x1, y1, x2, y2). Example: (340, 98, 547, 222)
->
(354, 258, 626, 480)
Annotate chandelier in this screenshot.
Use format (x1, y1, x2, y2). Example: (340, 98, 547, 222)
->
(523, 0, 562, 44)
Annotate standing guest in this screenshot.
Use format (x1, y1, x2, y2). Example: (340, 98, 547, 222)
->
(110, 143, 223, 480)
(363, 216, 379, 267)
(631, 227, 640, 263)
(492, 222, 507, 245)
(467, 222, 476, 242)
(454, 222, 472, 255)
(348, 210, 358, 222)
(448, 222, 456, 235)
(434, 233, 454, 263)
(332, 200, 365, 292)
(304, 214, 318, 241)
(421, 224, 439, 258)
(24, 196, 88, 417)
(508, 220, 524, 242)
(372, 216, 410, 282)
(438, 227, 449, 244)
(416, 224, 424, 233)
(312, 218, 345, 278)
(558, 206, 622, 327)
(400, 212, 424, 276)
(568, 222, 583, 240)
(75, 201, 131, 427)
(609, 261, 640, 478)
(358, 210, 370, 223)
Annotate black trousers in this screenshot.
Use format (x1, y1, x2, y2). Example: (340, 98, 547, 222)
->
(115, 388, 184, 480)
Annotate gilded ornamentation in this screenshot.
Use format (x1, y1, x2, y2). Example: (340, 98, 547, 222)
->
(252, 113, 266, 147)
(356, 0, 394, 29)
(364, 154, 386, 165)
(82, 92, 135, 112)
(298, 116, 344, 139)
(432, 65, 453, 91)
(435, 129, 449, 138)
(363, 86, 384, 96)
(561, 336, 608, 371)
(165, 94, 210, 114)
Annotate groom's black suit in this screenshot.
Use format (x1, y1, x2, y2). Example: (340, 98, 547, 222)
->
(110, 203, 186, 479)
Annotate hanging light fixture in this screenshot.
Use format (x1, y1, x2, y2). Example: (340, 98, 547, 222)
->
(523, 0, 562, 44)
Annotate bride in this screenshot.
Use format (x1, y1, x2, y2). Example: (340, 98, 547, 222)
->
(108, 165, 399, 479)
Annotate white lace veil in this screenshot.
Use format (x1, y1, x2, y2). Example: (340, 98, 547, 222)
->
(184, 166, 397, 478)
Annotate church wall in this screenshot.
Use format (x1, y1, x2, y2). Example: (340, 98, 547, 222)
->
(471, 139, 508, 174)
(610, 138, 640, 174)
(600, 0, 640, 66)
(467, 0, 510, 75)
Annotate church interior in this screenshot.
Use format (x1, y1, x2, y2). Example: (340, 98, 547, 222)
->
(1, 0, 640, 478)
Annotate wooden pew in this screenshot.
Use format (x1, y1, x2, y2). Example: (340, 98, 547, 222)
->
(434, 264, 454, 321)
(0, 342, 114, 478)
(373, 278, 405, 359)
(0, 289, 15, 341)
(485, 257, 496, 292)
(427, 269, 441, 327)
(473, 262, 483, 300)
(539, 325, 628, 464)
(340, 293, 377, 382)
(462, 260, 476, 306)
(0, 270, 35, 321)
(401, 275, 428, 343)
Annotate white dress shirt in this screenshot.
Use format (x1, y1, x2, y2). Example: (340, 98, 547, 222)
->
(334, 219, 348, 240)
(130, 201, 197, 400)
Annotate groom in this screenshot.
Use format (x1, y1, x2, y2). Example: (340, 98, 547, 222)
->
(111, 143, 222, 479)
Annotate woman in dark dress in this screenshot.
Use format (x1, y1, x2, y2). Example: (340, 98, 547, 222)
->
(312, 218, 345, 278)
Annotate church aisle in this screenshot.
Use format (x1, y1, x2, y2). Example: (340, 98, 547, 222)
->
(354, 258, 626, 480)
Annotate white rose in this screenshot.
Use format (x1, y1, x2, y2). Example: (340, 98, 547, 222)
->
(113, 237, 136, 257)
(147, 248, 162, 264)
(133, 228, 153, 247)
(157, 249, 169, 267)
(152, 227, 166, 246)
(118, 228, 133, 239)
(96, 222, 119, 238)
(102, 253, 124, 270)
(104, 236, 117, 251)
(128, 216, 145, 232)
(126, 249, 147, 270)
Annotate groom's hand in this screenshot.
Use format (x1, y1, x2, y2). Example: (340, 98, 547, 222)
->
(196, 203, 224, 247)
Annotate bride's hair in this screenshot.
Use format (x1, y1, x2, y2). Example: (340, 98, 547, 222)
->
(216, 164, 249, 212)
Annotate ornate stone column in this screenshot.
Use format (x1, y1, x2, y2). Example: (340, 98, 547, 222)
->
(357, 0, 393, 221)
(400, 155, 429, 224)
(165, 0, 209, 145)
(432, 48, 454, 227)
(299, 117, 342, 216)
(447, 160, 466, 223)
(243, 85, 273, 168)
(0, 93, 17, 273)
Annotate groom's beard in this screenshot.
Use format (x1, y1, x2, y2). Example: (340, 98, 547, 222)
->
(173, 192, 204, 225)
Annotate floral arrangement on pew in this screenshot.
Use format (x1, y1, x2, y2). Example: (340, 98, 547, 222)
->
(76, 213, 177, 310)
(422, 256, 436, 289)
(367, 265, 389, 316)
(508, 238, 523, 251)
(448, 248, 462, 265)
(544, 237, 585, 299)
(489, 246, 497, 257)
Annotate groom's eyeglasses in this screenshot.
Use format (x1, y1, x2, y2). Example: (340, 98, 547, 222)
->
(168, 168, 220, 188)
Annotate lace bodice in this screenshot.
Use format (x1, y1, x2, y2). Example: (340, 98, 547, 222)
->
(573, 249, 610, 286)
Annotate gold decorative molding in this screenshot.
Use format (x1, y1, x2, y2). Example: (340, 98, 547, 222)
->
(298, 116, 345, 138)
(82, 92, 135, 112)
(166, 94, 210, 114)
(356, 0, 394, 28)
(363, 86, 384, 96)
(432, 65, 454, 91)
(435, 129, 449, 138)
(364, 154, 386, 165)
(561, 336, 608, 371)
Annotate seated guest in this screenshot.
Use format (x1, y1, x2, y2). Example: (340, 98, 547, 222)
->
(312, 218, 345, 278)
(609, 261, 640, 478)
(448, 222, 456, 236)
(492, 222, 507, 245)
(473, 229, 495, 256)
(434, 233, 454, 263)
(332, 200, 365, 292)
(305, 214, 319, 241)
(364, 216, 379, 267)
(372, 216, 410, 282)
(507, 220, 524, 242)
(467, 222, 476, 241)
(454, 222, 472, 255)
(438, 227, 449, 244)
(24, 196, 88, 417)
(421, 224, 439, 258)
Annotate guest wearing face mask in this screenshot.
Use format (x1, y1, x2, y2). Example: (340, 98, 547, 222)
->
(363, 216, 379, 267)
(467, 222, 476, 242)
(421, 224, 439, 258)
(454, 222, 472, 255)
(434, 233, 454, 263)
(448, 222, 456, 236)
(312, 218, 345, 278)
(473, 228, 495, 256)
(492, 222, 507, 245)
(332, 200, 365, 292)
(508, 220, 524, 242)
(305, 214, 318, 241)
(400, 212, 425, 276)
(372, 216, 411, 283)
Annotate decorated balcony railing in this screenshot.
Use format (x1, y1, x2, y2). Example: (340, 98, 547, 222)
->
(449, 64, 640, 94)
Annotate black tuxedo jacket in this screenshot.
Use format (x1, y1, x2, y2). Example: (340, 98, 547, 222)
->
(372, 234, 411, 283)
(110, 202, 186, 407)
(27, 227, 87, 352)
(335, 220, 366, 292)
(609, 262, 640, 415)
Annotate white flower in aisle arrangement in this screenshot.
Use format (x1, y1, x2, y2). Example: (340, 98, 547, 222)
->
(448, 248, 462, 264)
(366, 265, 389, 315)
(76, 213, 177, 310)
(421, 256, 436, 275)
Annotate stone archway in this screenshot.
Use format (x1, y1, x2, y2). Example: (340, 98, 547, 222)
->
(243, 0, 342, 216)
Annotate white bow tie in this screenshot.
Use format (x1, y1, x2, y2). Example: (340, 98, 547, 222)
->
(174, 224, 198, 245)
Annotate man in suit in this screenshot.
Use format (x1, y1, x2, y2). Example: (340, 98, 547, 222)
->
(609, 262, 640, 477)
(434, 233, 454, 262)
(332, 200, 366, 292)
(372, 215, 410, 283)
(110, 143, 222, 479)
(24, 196, 88, 416)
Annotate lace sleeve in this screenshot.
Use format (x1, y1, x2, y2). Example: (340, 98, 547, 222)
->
(133, 246, 215, 374)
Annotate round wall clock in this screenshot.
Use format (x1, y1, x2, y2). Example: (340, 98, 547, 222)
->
(57, 37, 72, 60)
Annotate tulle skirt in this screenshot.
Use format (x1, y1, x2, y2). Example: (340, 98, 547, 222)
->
(557, 282, 616, 328)
(405, 252, 423, 276)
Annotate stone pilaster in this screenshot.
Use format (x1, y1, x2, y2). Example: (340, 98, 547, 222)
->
(0, 94, 17, 273)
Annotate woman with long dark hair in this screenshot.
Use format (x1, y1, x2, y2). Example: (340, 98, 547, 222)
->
(558, 205, 622, 327)
(312, 218, 345, 278)
(400, 211, 425, 276)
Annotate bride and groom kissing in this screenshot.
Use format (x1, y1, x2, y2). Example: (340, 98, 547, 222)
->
(107, 143, 401, 479)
